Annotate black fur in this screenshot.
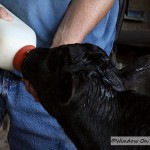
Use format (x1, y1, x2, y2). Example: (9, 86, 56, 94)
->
(22, 43, 150, 150)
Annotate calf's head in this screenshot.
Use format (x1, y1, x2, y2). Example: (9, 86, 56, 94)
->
(21, 43, 125, 116)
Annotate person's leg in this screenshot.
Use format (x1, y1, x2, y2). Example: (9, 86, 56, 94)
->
(2, 70, 76, 150)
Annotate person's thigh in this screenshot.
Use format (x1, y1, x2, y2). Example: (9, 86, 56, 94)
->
(2, 70, 76, 150)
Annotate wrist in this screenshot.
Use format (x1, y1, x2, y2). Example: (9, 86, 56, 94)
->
(51, 36, 83, 48)
(51, 27, 84, 48)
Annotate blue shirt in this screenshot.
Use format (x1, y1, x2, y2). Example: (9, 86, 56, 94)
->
(1, 0, 119, 55)
(0, 0, 119, 149)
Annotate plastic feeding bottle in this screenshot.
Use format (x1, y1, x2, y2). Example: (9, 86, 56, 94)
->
(0, 4, 36, 71)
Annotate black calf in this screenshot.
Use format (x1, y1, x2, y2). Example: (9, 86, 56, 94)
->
(22, 43, 150, 150)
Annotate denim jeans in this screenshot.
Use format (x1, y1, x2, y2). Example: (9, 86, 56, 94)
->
(0, 69, 76, 150)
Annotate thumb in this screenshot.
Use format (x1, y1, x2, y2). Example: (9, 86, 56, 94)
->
(0, 7, 13, 21)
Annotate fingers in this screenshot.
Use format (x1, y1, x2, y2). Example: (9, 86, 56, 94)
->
(0, 7, 13, 21)
(22, 79, 40, 102)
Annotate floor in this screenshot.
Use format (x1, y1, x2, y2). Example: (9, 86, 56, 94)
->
(0, 130, 9, 150)
(0, 116, 9, 150)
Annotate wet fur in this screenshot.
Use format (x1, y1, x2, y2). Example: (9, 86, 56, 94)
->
(22, 43, 150, 150)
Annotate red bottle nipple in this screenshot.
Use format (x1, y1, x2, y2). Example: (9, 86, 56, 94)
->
(13, 45, 35, 71)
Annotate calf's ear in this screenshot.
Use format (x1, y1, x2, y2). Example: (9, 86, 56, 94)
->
(103, 69, 126, 92)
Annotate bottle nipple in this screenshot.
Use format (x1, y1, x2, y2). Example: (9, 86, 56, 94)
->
(13, 45, 35, 71)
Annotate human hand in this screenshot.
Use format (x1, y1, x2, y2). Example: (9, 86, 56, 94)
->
(22, 79, 39, 102)
(0, 7, 13, 21)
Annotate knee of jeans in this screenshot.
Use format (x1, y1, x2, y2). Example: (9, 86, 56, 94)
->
(0, 70, 22, 95)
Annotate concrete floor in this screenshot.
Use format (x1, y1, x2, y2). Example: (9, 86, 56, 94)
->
(0, 130, 9, 150)
(0, 115, 10, 150)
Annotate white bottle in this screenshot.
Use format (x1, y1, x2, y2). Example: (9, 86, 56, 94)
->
(0, 4, 36, 70)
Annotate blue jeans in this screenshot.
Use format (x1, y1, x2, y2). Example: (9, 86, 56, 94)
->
(0, 69, 76, 150)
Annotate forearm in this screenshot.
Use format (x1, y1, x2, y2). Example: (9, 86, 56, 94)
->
(52, 0, 115, 47)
